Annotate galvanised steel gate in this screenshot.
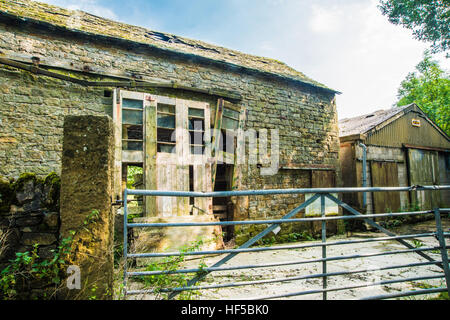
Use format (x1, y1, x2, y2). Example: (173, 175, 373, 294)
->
(122, 185, 450, 300)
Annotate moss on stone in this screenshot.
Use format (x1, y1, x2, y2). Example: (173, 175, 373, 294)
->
(44, 172, 61, 212)
(12, 172, 41, 193)
(0, 176, 13, 214)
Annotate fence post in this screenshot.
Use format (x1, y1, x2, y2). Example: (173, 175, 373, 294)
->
(321, 194, 327, 300)
(433, 208, 450, 297)
(123, 188, 128, 298)
(60, 115, 115, 300)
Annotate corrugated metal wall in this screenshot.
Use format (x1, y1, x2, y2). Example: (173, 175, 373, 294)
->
(366, 108, 449, 149)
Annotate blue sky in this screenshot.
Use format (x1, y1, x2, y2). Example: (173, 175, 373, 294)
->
(34, 0, 448, 119)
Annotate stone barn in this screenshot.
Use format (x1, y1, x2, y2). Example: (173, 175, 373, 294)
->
(339, 103, 450, 215)
(0, 0, 341, 242)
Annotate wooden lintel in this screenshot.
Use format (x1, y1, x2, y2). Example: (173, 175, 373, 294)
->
(0, 55, 242, 101)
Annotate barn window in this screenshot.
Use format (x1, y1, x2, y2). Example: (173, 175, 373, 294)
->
(189, 107, 205, 155)
(157, 103, 176, 153)
(122, 98, 144, 151)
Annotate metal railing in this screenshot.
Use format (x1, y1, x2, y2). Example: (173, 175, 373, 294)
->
(122, 185, 450, 300)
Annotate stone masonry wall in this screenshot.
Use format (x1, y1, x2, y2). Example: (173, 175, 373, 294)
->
(0, 172, 60, 298)
(0, 22, 340, 222)
(0, 64, 112, 179)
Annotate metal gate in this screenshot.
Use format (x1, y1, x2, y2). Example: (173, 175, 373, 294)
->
(122, 185, 450, 300)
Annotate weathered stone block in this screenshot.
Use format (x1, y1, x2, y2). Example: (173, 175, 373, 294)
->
(59, 115, 114, 300)
(21, 233, 57, 246)
(43, 211, 59, 229)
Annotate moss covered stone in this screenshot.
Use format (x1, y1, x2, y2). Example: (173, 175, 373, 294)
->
(43, 172, 61, 212)
(0, 172, 61, 214)
(0, 177, 13, 214)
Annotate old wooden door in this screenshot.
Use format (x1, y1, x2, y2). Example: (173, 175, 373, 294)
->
(370, 161, 400, 213)
(114, 90, 213, 217)
(407, 148, 440, 210)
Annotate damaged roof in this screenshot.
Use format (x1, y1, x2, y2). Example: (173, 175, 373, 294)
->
(0, 0, 339, 94)
(339, 104, 412, 138)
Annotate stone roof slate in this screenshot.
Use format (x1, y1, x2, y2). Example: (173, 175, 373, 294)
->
(0, 0, 338, 93)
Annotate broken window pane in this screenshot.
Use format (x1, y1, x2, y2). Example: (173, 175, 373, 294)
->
(188, 108, 204, 118)
(158, 103, 175, 114)
(189, 119, 204, 131)
(122, 124, 143, 151)
(122, 109, 143, 125)
(157, 143, 176, 153)
(188, 108, 205, 154)
(123, 98, 143, 110)
(223, 108, 239, 120)
(157, 114, 175, 129)
(222, 117, 238, 130)
(157, 103, 176, 153)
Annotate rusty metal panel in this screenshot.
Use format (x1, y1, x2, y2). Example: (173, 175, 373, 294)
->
(370, 161, 400, 213)
(366, 108, 450, 149)
(407, 148, 440, 210)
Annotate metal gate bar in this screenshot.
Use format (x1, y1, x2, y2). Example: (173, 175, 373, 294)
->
(127, 244, 444, 278)
(325, 193, 445, 269)
(122, 185, 450, 300)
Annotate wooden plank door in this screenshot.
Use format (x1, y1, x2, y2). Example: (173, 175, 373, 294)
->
(407, 148, 440, 210)
(370, 161, 400, 213)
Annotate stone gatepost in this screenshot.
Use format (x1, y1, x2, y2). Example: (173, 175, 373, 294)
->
(59, 115, 115, 300)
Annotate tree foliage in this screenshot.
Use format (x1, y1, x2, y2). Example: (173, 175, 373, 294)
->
(396, 51, 450, 135)
(378, 0, 450, 54)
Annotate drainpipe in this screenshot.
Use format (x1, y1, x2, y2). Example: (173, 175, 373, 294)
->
(359, 142, 367, 211)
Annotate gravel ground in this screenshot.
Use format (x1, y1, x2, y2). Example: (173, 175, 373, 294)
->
(126, 217, 450, 300)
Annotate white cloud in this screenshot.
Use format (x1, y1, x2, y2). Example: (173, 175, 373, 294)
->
(284, 0, 436, 119)
(309, 4, 344, 34)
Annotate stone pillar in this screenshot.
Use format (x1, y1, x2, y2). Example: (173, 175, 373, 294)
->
(59, 115, 114, 300)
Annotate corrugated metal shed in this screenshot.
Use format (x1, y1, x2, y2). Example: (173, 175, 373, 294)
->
(339, 104, 450, 149)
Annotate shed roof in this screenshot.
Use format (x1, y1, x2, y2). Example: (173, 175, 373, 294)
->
(0, 0, 338, 94)
(339, 103, 449, 143)
(339, 104, 412, 138)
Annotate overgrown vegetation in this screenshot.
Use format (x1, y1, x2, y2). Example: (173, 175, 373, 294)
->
(136, 237, 209, 300)
(406, 281, 449, 300)
(257, 231, 318, 246)
(395, 51, 449, 135)
(378, 0, 449, 54)
(0, 172, 61, 214)
(379, 202, 434, 229)
(0, 209, 100, 300)
(126, 166, 143, 189)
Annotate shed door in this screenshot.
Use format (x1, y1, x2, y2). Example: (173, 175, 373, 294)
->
(407, 148, 440, 210)
(370, 161, 400, 213)
(438, 152, 450, 207)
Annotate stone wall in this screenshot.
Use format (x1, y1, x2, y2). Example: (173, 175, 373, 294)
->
(0, 64, 112, 179)
(0, 172, 61, 298)
(0, 114, 115, 300)
(0, 21, 340, 222)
